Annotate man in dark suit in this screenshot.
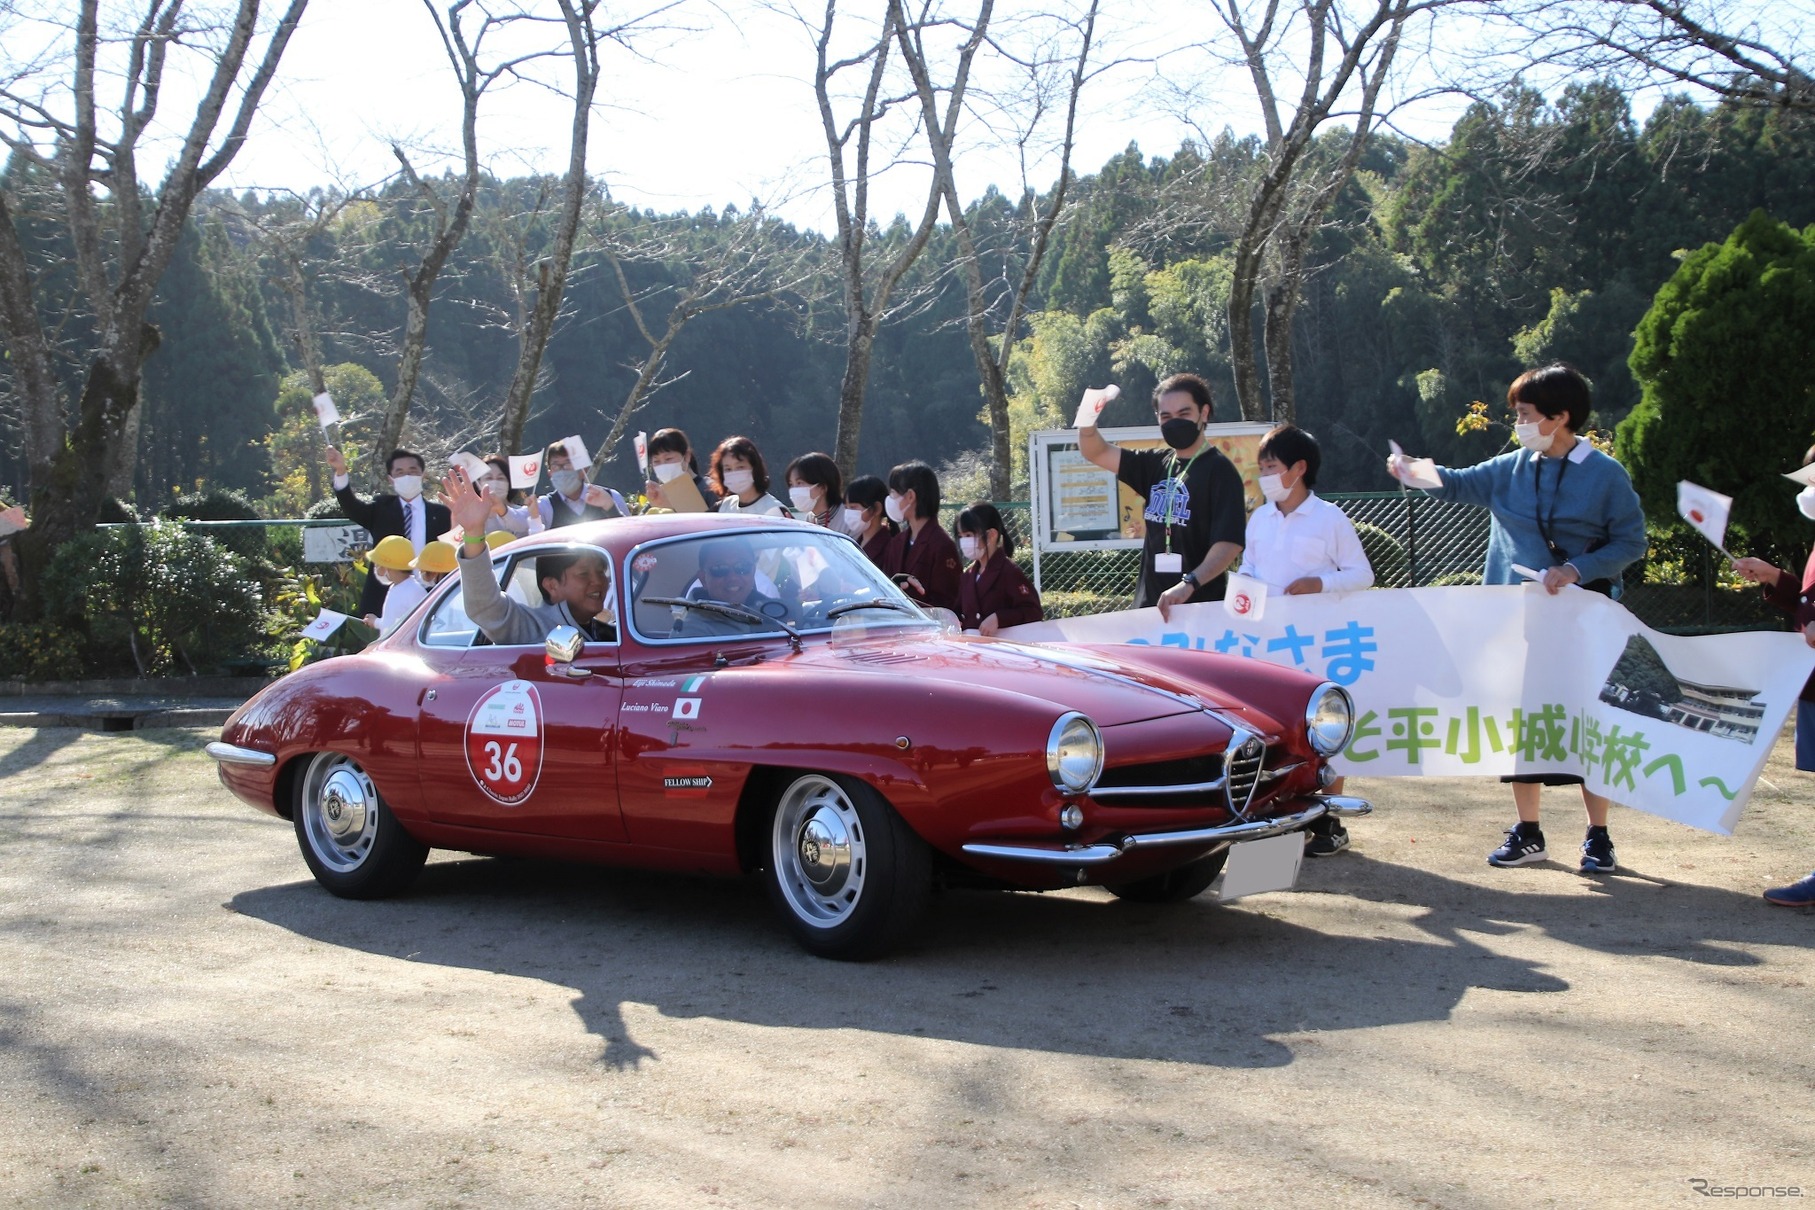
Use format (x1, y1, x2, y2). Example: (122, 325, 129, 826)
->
(327, 446, 451, 618)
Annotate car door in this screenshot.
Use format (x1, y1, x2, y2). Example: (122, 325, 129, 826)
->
(413, 546, 626, 841)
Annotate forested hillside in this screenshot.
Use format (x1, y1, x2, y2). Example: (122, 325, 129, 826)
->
(5, 82, 1813, 510)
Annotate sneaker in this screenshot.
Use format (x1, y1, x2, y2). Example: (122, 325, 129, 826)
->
(1763, 873, 1815, 907)
(1579, 827, 1616, 874)
(1305, 818, 1349, 858)
(1487, 823, 1546, 867)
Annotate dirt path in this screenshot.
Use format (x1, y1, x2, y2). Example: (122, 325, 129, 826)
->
(1, 725, 1810, 1208)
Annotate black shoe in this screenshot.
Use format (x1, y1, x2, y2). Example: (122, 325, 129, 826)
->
(1487, 823, 1546, 867)
(1579, 827, 1616, 873)
(1305, 819, 1349, 857)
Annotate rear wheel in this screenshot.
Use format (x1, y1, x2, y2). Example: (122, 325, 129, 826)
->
(1103, 848, 1229, 904)
(764, 773, 930, 960)
(293, 752, 428, 899)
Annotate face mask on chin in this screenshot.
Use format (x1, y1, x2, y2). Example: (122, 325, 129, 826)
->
(652, 461, 686, 484)
(1160, 417, 1201, 451)
(391, 474, 423, 500)
(1515, 419, 1554, 453)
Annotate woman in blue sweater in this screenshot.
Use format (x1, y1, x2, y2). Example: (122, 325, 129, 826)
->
(1390, 363, 1647, 874)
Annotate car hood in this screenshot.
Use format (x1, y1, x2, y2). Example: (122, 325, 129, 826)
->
(805, 631, 1245, 727)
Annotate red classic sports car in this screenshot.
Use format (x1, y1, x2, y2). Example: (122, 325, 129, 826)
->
(209, 514, 1367, 959)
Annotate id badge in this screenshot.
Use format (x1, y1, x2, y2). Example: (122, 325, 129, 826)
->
(1154, 552, 1183, 574)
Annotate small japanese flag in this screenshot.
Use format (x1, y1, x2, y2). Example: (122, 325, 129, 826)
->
(634, 431, 649, 477)
(1072, 384, 1119, 429)
(311, 392, 340, 429)
(450, 451, 490, 482)
(301, 608, 350, 643)
(0, 504, 27, 537)
(1676, 480, 1732, 553)
(508, 453, 542, 489)
(1223, 571, 1268, 622)
(1387, 440, 1443, 490)
(560, 434, 592, 471)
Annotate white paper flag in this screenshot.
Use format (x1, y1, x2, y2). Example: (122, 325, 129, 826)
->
(301, 608, 350, 643)
(1223, 572, 1269, 621)
(634, 431, 649, 477)
(311, 392, 340, 429)
(0, 505, 27, 538)
(508, 453, 542, 490)
(1677, 480, 1733, 552)
(1387, 440, 1443, 490)
(559, 434, 592, 470)
(1784, 464, 1815, 488)
(1072, 384, 1120, 428)
(450, 452, 490, 483)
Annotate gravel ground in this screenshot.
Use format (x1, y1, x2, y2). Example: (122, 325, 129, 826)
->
(1, 724, 1811, 1209)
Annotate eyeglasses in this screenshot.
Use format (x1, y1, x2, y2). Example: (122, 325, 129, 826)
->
(705, 561, 754, 578)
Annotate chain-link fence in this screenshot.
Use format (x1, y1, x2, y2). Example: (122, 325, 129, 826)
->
(956, 496, 1784, 636)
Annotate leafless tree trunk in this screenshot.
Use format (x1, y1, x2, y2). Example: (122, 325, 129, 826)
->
(896, 0, 1101, 497)
(0, 0, 308, 617)
(810, 0, 947, 479)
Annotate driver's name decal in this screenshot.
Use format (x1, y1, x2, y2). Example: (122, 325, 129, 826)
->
(463, 680, 545, 806)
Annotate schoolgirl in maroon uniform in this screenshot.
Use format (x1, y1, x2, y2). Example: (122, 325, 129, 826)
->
(845, 474, 898, 569)
(954, 501, 1043, 635)
(881, 461, 961, 614)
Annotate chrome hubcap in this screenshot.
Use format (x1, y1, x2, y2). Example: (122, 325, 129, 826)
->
(771, 775, 867, 929)
(319, 768, 370, 841)
(301, 754, 379, 874)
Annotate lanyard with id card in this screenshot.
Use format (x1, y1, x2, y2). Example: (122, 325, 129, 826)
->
(1153, 449, 1200, 574)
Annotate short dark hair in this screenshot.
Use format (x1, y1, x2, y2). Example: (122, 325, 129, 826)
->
(955, 501, 1013, 558)
(648, 428, 698, 473)
(710, 436, 769, 497)
(846, 474, 896, 533)
(785, 452, 843, 509)
(535, 550, 604, 604)
(1507, 362, 1591, 433)
(887, 461, 940, 520)
(1153, 373, 1214, 418)
(386, 448, 425, 475)
(1258, 424, 1321, 488)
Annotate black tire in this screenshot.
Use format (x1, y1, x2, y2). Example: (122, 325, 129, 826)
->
(292, 752, 429, 899)
(1104, 847, 1230, 904)
(764, 772, 931, 960)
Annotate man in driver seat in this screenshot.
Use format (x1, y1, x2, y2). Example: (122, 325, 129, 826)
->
(445, 469, 616, 645)
(677, 536, 787, 636)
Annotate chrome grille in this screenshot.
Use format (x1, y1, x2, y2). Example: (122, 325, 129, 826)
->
(1225, 732, 1265, 819)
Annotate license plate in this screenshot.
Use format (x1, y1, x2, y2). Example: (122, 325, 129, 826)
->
(1212, 831, 1305, 901)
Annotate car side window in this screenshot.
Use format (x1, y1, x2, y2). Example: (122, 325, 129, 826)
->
(419, 571, 487, 649)
(491, 546, 619, 647)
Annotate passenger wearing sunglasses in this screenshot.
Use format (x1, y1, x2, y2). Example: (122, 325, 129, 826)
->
(677, 537, 789, 637)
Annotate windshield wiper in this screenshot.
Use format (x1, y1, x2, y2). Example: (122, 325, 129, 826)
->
(643, 596, 802, 653)
(824, 598, 922, 621)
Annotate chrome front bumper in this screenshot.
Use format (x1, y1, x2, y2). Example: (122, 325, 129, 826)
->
(205, 741, 276, 768)
(959, 794, 1371, 867)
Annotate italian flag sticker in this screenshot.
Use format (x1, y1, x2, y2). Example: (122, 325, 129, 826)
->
(681, 675, 707, 692)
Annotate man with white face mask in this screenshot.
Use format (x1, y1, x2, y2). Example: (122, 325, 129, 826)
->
(536, 441, 619, 530)
(1732, 446, 1815, 907)
(328, 445, 452, 619)
(1387, 362, 1646, 875)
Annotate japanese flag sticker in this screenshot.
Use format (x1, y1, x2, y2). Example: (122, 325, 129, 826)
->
(674, 697, 702, 720)
(464, 680, 545, 806)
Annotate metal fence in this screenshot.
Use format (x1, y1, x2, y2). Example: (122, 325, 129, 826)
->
(957, 495, 1783, 636)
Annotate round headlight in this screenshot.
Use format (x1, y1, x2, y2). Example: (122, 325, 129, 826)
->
(1046, 712, 1103, 794)
(1305, 682, 1354, 756)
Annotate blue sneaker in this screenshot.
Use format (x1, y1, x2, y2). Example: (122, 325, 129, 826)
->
(1579, 827, 1616, 874)
(1763, 873, 1815, 907)
(1487, 823, 1546, 867)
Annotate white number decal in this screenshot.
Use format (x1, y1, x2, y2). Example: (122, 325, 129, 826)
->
(482, 740, 522, 782)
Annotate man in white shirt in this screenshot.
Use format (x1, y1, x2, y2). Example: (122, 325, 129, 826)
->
(327, 445, 451, 618)
(1238, 423, 1374, 856)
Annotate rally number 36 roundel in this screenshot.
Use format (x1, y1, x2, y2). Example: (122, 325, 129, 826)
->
(463, 680, 545, 806)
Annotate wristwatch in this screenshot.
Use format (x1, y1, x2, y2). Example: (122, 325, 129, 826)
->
(1180, 570, 1200, 589)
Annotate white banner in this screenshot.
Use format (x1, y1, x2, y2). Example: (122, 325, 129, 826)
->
(302, 524, 370, 564)
(1003, 587, 1815, 834)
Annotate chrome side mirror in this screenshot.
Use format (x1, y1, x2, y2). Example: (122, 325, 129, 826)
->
(545, 625, 590, 678)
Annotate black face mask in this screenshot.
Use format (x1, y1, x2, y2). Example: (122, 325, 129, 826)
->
(1160, 417, 1201, 451)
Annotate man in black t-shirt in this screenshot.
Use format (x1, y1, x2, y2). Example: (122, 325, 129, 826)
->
(1079, 373, 1246, 617)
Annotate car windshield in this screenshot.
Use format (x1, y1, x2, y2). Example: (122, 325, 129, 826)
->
(627, 527, 933, 643)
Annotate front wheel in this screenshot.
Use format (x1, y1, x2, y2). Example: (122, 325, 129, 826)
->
(293, 752, 428, 899)
(764, 773, 931, 960)
(1103, 848, 1229, 904)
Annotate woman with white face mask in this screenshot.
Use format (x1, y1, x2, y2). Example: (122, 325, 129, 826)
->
(643, 427, 721, 511)
(784, 451, 844, 529)
(1387, 362, 1647, 876)
(710, 436, 790, 517)
(478, 454, 531, 535)
(1731, 447, 1815, 907)
(844, 475, 896, 568)
(952, 501, 1042, 636)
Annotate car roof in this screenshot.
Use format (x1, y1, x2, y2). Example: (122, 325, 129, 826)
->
(487, 511, 822, 557)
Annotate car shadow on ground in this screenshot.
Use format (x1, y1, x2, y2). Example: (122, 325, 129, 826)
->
(227, 846, 1800, 1072)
